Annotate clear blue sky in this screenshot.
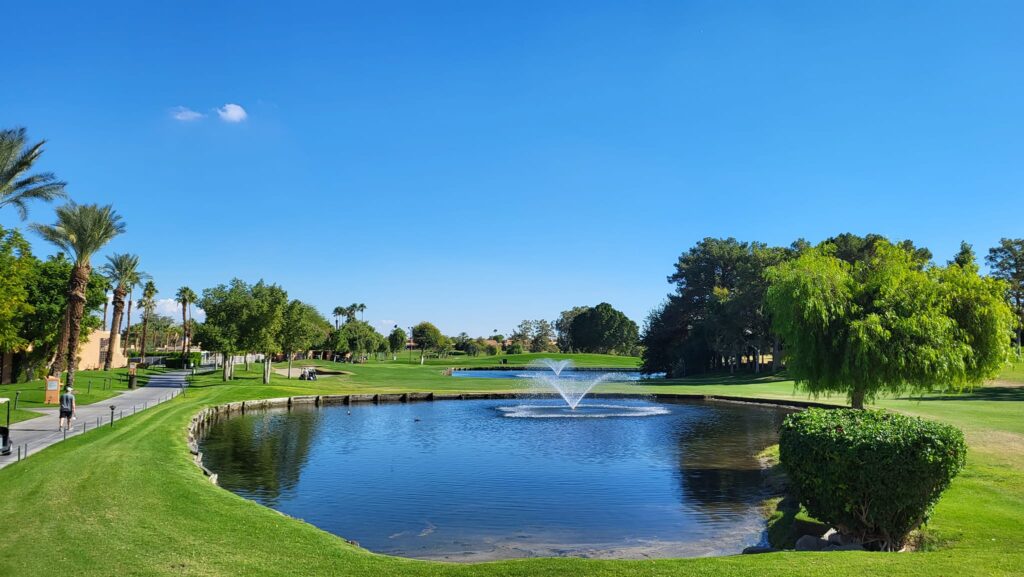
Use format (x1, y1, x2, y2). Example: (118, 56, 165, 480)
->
(2, 1, 1022, 336)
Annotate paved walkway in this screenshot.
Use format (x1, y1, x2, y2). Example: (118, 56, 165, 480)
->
(0, 370, 190, 469)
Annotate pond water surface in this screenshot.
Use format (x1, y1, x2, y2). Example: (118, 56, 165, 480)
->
(198, 398, 788, 560)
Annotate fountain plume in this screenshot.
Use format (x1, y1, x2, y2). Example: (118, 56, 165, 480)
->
(527, 358, 615, 410)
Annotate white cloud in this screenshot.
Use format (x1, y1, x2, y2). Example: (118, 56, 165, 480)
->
(154, 298, 206, 323)
(171, 106, 205, 121)
(217, 103, 248, 123)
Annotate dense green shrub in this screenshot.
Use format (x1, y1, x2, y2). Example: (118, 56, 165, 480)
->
(163, 352, 202, 369)
(506, 342, 525, 354)
(779, 408, 966, 551)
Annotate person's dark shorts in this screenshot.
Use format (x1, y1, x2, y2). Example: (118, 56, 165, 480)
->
(59, 409, 72, 419)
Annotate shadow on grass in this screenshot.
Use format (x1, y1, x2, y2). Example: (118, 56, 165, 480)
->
(187, 373, 265, 389)
(650, 371, 791, 387)
(901, 386, 1024, 403)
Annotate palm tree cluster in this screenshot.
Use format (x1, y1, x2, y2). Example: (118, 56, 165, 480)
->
(332, 303, 365, 328)
(0, 126, 147, 387)
(176, 286, 197, 356)
(98, 253, 147, 370)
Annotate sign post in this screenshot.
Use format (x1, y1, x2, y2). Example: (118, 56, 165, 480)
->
(44, 376, 61, 405)
(128, 362, 138, 389)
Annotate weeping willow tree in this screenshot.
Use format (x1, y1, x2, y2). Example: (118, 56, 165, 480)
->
(766, 241, 1013, 409)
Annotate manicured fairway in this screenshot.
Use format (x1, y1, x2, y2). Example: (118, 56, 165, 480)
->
(0, 353, 1020, 576)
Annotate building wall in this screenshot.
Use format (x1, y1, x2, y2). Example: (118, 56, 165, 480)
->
(76, 330, 127, 371)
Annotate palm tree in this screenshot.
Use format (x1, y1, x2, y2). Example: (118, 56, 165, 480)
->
(0, 127, 67, 220)
(99, 253, 145, 370)
(122, 272, 148, 356)
(344, 303, 360, 324)
(357, 303, 366, 321)
(138, 280, 157, 362)
(332, 306, 345, 330)
(175, 287, 197, 358)
(32, 203, 126, 388)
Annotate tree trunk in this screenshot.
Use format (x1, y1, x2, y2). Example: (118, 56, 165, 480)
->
(140, 315, 150, 364)
(50, 306, 71, 376)
(772, 336, 781, 372)
(262, 356, 271, 384)
(181, 302, 188, 358)
(222, 353, 230, 381)
(65, 263, 91, 389)
(104, 286, 127, 370)
(287, 353, 293, 379)
(123, 288, 133, 356)
(851, 388, 866, 410)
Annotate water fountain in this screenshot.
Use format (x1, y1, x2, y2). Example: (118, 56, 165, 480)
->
(528, 358, 608, 409)
(497, 359, 669, 418)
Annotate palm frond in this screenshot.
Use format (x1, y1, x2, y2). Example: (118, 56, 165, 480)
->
(0, 127, 68, 220)
(32, 202, 126, 264)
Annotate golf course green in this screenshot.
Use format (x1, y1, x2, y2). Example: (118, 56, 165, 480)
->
(0, 353, 1020, 576)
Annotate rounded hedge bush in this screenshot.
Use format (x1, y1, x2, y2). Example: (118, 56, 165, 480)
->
(779, 408, 966, 551)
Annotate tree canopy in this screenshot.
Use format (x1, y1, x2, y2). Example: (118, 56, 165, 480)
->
(387, 326, 407, 356)
(641, 237, 797, 375)
(566, 303, 639, 355)
(766, 241, 1013, 408)
(986, 238, 1024, 354)
(412, 322, 443, 352)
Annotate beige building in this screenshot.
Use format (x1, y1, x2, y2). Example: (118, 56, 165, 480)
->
(0, 329, 126, 384)
(76, 329, 128, 371)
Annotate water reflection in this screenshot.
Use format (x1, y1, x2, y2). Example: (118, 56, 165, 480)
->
(199, 406, 322, 505)
(198, 399, 788, 560)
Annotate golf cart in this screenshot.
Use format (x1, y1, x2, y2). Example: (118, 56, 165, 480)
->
(0, 398, 11, 456)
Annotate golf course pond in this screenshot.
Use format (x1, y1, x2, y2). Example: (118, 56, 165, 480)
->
(197, 397, 791, 561)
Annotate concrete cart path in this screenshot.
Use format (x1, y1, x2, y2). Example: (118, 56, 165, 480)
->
(0, 370, 189, 469)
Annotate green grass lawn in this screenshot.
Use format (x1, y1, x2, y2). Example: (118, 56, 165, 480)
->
(398, 351, 642, 368)
(0, 366, 171, 424)
(997, 357, 1024, 383)
(0, 353, 1020, 576)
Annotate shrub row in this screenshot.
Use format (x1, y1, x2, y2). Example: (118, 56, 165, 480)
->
(163, 352, 202, 369)
(779, 408, 966, 551)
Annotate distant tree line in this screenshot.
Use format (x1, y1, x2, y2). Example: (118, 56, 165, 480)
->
(505, 303, 639, 356)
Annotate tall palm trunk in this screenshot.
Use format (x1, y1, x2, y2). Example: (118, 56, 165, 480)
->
(65, 263, 91, 388)
(181, 302, 188, 358)
(123, 287, 134, 356)
(103, 286, 126, 370)
(50, 306, 71, 376)
(139, 315, 150, 364)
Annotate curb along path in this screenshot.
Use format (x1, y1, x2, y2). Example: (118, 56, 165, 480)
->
(0, 370, 191, 470)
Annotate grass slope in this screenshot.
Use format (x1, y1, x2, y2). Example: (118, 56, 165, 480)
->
(0, 354, 1020, 576)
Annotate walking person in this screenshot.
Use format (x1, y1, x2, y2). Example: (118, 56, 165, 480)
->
(58, 385, 76, 431)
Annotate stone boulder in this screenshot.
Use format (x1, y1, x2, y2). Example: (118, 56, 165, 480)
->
(742, 546, 778, 555)
(795, 535, 829, 551)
